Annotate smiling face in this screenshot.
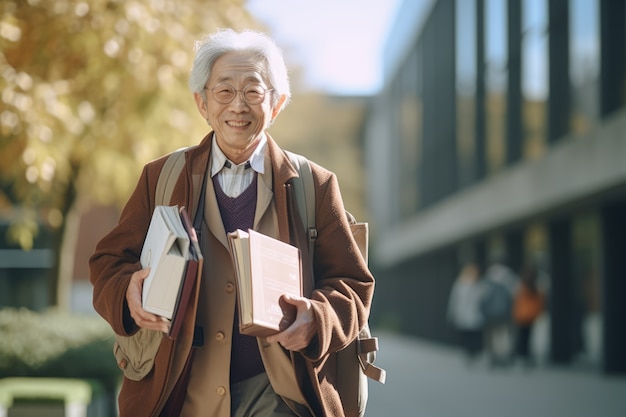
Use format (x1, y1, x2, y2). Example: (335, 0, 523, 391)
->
(194, 51, 286, 164)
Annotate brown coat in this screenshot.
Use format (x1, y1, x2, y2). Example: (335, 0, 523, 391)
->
(90, 133, 375, 417)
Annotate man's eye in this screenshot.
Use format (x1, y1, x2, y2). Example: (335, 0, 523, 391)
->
(246, 92, 262, 100)
(246, 86, 264, 95)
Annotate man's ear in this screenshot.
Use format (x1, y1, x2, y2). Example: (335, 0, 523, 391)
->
(271, 95, 287, 120)
(194, 92, 208, 119)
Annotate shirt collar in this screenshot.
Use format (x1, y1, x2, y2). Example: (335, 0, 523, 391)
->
(210, 133, 267, 177)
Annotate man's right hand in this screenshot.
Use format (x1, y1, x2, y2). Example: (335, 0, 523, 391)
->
(126, 268, 170, 333)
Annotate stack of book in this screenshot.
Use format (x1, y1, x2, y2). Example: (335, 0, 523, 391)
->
(140, 205, 203, 339)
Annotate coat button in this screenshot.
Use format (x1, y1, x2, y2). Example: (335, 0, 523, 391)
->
(215, 331, 225, 341)
(216, 386, 226, 396)
(118, 359, 127, 370)
(225, 282, 235, 293)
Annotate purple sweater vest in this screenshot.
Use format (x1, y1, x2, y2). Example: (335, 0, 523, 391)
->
(212, 174, 265, 384)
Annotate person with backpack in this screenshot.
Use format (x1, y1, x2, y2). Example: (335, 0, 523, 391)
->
(480, 260, 517, 368)
(90, 29, 376, 417)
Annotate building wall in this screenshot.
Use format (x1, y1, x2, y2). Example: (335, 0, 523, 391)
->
(366, 0, 626, 373)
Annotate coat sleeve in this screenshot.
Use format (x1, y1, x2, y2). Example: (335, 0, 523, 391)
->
(301, 163, 375, 361)
(89, 160, 162, 336)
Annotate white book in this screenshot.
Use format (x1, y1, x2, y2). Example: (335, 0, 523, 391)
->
(140, 205, 191, 319)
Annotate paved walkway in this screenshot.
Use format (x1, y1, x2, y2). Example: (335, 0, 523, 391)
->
(364, 330, 626, 417)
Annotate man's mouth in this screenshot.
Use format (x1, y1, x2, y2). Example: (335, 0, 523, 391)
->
(227, 120, 251, 127)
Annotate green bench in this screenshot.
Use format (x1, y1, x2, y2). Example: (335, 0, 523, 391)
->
(0, 377, 92, 417)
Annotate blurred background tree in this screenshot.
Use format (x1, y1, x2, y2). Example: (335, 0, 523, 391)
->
(0, 0, 258, 307)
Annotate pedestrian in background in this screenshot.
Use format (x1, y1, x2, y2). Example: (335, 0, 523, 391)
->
(447, 262, 485, 364)
(513, 264, 545, 368)
(480, 260, 517, 368)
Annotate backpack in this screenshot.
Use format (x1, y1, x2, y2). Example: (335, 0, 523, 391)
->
(285, 151, 385, 417)
(480, 279, 513, 322)
(513, 286, 544, 324)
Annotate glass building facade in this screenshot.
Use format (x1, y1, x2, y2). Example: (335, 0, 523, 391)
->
(366, 0, 626, 374)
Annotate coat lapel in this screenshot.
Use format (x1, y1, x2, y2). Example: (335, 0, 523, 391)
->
(184, 133, 229, 249)
(204, 171, 229, 249)
(265, 136, 299, 244)
(254, 148, 274, 231)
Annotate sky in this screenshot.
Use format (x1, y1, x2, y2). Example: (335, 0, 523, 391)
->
(246, 0, 404, 96)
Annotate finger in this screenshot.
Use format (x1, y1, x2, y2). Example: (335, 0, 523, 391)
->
(127, 268, 159, 323)
(133, 308, 160, 324)
(281, 294, 311, 314)
(131, 267, 151, 282)
(278, 295, 297, 329)
(136, 318, 169, 333)
(141, 316, 170, 333)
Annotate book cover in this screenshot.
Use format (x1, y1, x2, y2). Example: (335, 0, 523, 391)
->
(140, 205, 194, 321)
(349, 222, 369, 263)
(167, 207, 203, 339)
(228, 229, 301, 337)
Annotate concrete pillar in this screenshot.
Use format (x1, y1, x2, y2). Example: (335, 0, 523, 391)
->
(475, 0, 486, 180)
(600, 0, 626, 118)
(506, 0, 522, 164)
(548, 217, 574, 364)
(600, 201, 626, 374)
(548, 0, 570, 143)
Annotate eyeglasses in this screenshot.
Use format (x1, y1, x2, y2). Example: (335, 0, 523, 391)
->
(205, 83, 273, 105)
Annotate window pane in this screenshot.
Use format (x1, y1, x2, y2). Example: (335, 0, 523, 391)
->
(522, 0, 548, 160)
(456, 0, 476, 187)
(485, 0, 507, 173)
(570, 0, 599, 136)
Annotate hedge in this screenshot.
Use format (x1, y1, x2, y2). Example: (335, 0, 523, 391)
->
(0, 307, 120, 392)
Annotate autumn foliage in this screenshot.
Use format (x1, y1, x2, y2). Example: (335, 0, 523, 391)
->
(0, 0, 257, 303)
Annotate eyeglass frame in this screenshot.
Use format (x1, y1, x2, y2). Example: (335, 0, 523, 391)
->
(203, 83, 274, 105)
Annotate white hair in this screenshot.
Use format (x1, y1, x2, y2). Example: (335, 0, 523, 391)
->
(188, 28, 291, 111)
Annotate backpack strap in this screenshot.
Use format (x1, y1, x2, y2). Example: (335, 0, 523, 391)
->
(155, 146, 206, 238)
(284, 150, 317, 260)
(357, 326, 386, 383)
(156, 148, 188, 206)
(284, 150, 385, 384)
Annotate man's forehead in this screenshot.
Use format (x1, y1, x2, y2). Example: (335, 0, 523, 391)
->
(211, 52, 268, 82)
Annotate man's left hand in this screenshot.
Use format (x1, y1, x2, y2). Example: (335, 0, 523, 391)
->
(266, 294, 317, 351)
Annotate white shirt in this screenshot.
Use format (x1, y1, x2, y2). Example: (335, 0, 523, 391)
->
(209, 134, 266, 198)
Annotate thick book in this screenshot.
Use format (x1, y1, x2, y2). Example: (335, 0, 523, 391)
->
(227, 229, 302, 337)
(140, 205, 202, 338)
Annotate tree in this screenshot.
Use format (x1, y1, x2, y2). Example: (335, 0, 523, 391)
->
(0, 0, 258, 307)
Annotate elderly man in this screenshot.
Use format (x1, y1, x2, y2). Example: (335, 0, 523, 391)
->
(90, 29, 375, 417)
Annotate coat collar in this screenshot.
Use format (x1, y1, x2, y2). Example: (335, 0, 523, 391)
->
(183, 132, 300, 249)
